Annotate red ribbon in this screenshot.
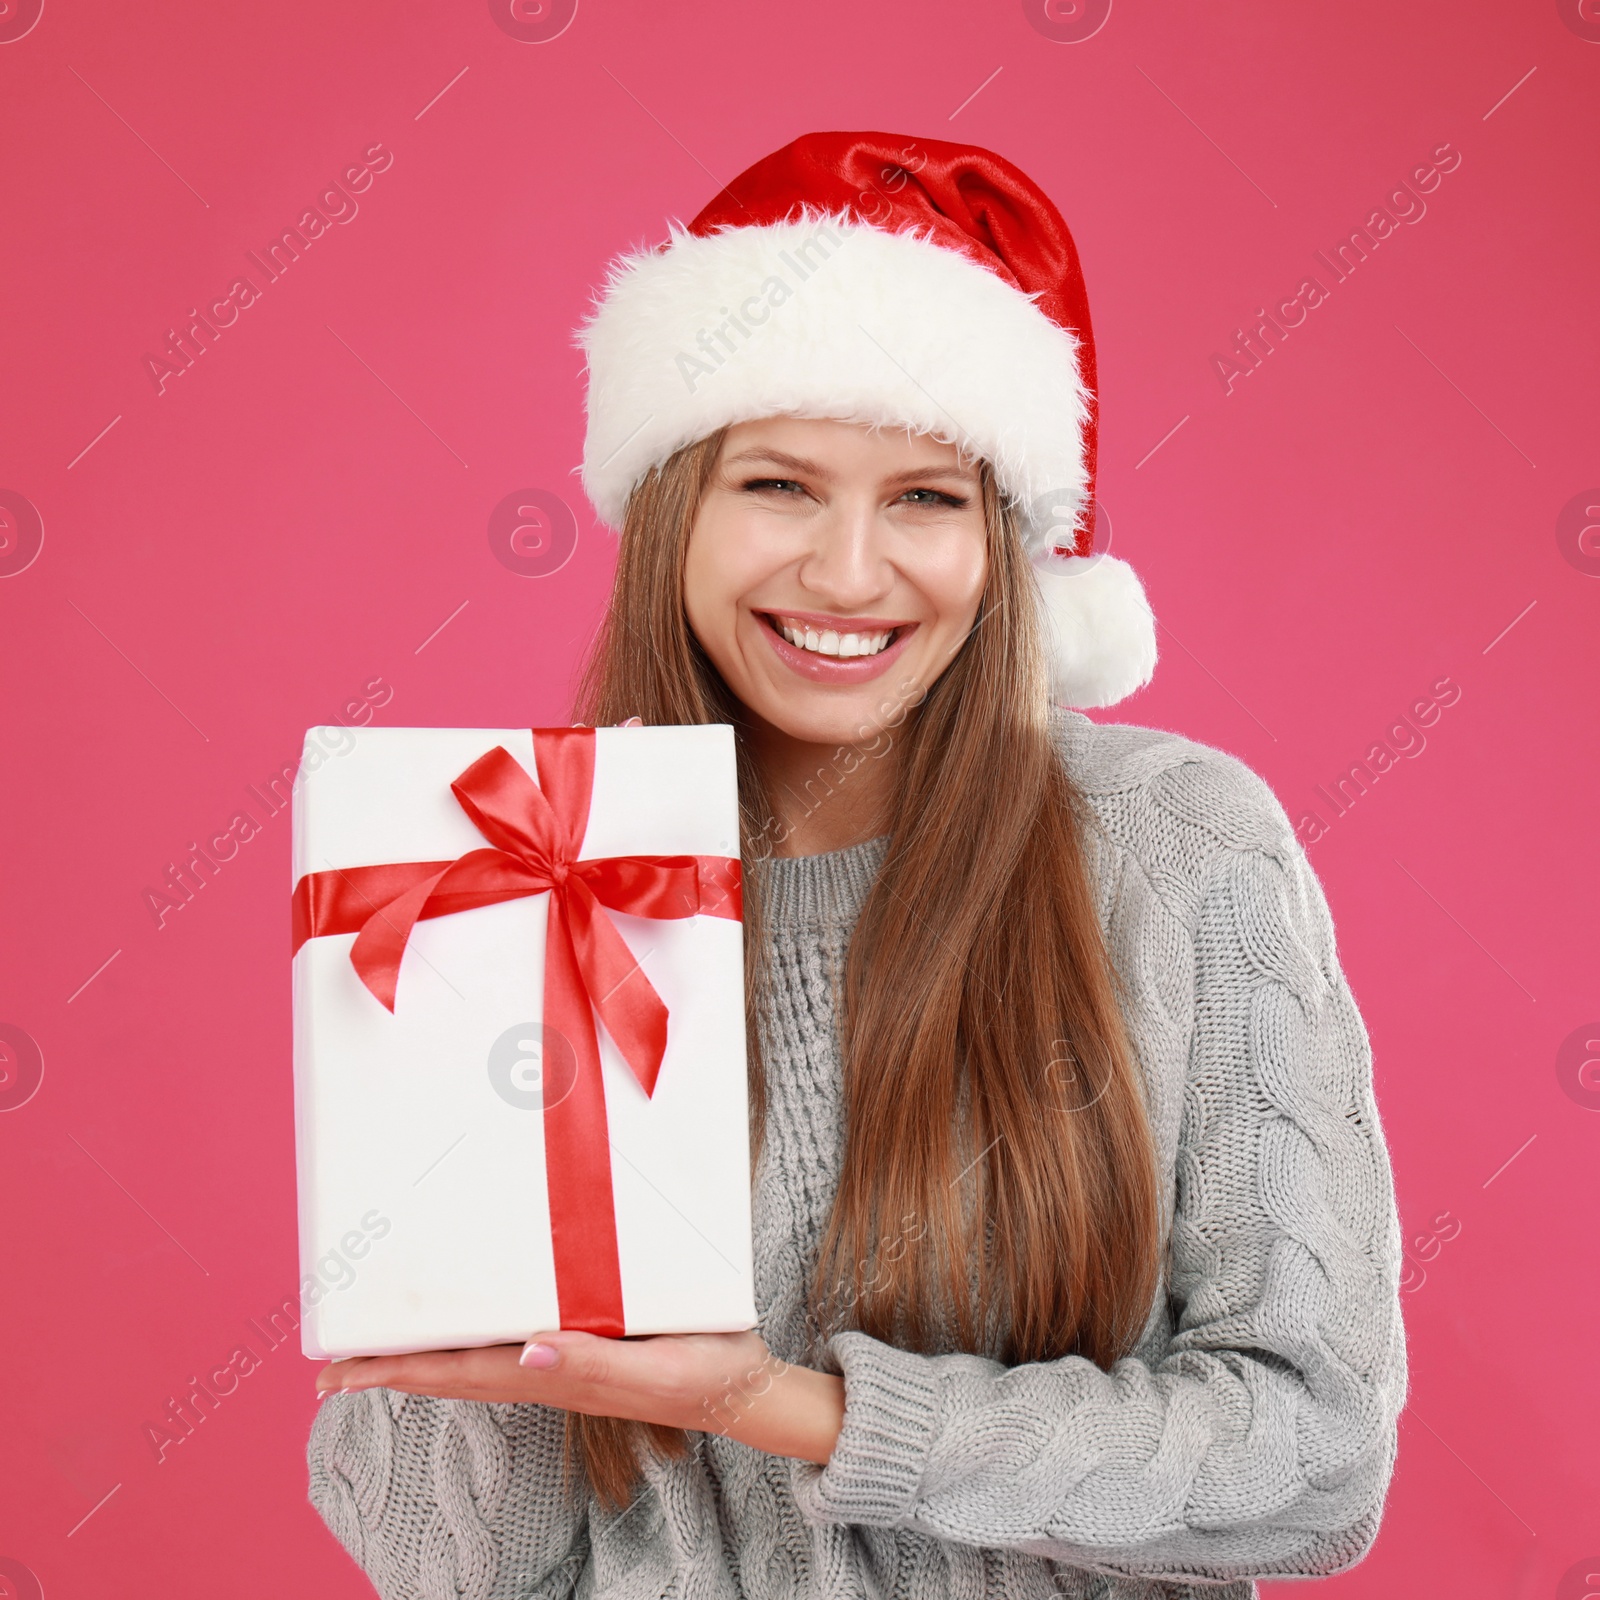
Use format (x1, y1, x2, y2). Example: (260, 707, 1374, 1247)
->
(291, 728, 742, 1336)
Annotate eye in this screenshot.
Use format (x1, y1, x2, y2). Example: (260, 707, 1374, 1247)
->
(897, 488, 969, 508)
(741, 477, 805, 496)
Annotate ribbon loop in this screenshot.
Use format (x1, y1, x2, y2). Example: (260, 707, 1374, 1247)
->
(449, 745, 568, 870)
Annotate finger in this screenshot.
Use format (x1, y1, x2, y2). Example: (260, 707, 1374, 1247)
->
(335, 1344, 528, 1396)
(529, 1330, 717, 1410)
(518, 1329, 616, 1385)
(317, 1357, 372, 1393)
(617, 716, 642, 728)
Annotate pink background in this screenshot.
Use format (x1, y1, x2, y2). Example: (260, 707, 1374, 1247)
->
(2, 0, 1596, 1595)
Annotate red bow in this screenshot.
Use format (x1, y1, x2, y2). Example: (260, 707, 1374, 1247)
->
(291, 728, 742, 1335)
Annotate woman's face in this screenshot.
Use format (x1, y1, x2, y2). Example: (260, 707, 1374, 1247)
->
(684, 416, 990, 750)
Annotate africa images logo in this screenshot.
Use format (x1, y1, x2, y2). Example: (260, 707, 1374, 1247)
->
(142, 143, 394, 395)
(672, 220, 849, 395)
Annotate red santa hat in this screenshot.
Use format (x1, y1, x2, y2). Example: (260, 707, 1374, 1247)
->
(575, 130, 1158, 709)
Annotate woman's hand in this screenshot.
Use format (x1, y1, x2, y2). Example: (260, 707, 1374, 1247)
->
(317, 1328, 846, 1466)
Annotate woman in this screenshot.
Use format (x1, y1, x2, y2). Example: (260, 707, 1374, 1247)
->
(307, 132, 1407, 1600)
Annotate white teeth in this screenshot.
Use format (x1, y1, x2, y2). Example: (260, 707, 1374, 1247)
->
(775, 619, 896, 658)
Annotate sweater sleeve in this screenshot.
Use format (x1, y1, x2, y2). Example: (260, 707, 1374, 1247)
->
(787, 832, 1409, 1584)
(308, 1389, 589, 1599)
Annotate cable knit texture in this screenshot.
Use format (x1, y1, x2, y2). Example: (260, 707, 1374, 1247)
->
(307, 710, 1408, 1599)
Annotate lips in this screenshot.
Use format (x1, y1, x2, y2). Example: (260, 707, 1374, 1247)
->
(756, 610, 917, 684)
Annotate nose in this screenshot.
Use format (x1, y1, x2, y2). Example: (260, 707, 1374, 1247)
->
(796, 495, 892, 610)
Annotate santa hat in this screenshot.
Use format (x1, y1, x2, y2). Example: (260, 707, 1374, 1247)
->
(574, 130, 1158, 709)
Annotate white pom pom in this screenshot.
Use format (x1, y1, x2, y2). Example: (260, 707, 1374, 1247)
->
(1032, 554, 1158, 709)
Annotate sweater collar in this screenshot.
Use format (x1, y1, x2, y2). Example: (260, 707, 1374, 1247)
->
(749, 834, 889, 934)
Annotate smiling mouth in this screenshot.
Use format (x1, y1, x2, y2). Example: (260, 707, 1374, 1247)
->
(760, 612, 909, 659)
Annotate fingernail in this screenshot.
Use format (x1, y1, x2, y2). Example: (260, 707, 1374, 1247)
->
(520, 1341, 560, 1369)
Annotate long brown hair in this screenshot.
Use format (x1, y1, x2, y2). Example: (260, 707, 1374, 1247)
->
(568, 427, 1163, 1510)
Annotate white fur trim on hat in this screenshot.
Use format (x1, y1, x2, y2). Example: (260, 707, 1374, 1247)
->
(1033, 555, 1158, 709)
(576, 210, 1090, 553)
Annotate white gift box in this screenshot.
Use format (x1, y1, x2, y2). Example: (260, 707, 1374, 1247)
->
(291, 725, 756, 1358)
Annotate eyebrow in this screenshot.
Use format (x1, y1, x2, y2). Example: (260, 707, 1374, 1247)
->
(721, 446, 978, 488)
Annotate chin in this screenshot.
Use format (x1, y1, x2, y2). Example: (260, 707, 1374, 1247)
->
(755, 680, 918, 750)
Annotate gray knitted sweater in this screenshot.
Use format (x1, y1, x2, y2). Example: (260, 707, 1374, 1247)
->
(307, 710, 1407, 1599)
